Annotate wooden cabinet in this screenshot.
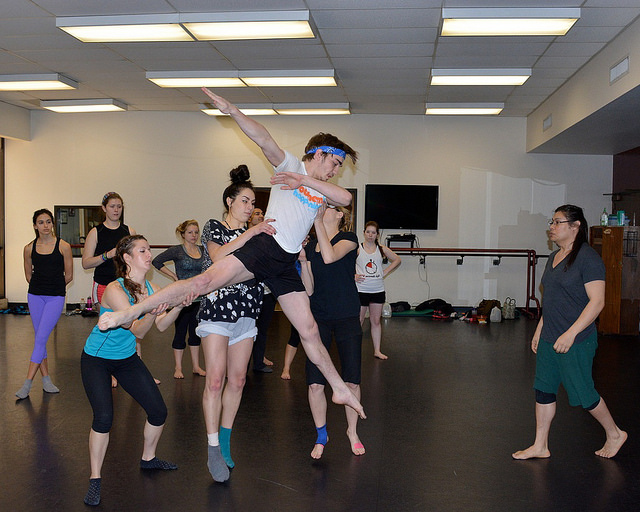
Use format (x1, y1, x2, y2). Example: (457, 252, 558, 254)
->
(590, 226, 640, 335)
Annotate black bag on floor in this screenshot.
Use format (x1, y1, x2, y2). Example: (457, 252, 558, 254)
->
(390, 301, 411, 313)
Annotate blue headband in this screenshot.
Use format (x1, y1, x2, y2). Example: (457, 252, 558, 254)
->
(306, 146, 346, 160)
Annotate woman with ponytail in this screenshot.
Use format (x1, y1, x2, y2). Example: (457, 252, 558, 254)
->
(80, 235, 193, 506)
(16, 209, 73, 399)
(197, 165, 274, 483)
(513, 205, 627, 460)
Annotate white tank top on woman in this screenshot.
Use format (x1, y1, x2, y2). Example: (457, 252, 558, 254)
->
(356, 243, 385, 294)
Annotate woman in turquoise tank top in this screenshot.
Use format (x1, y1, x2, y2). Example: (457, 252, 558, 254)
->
(81, 235, 195, 507)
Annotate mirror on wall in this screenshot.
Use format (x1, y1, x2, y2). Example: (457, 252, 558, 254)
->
(54, 206, 103, 257)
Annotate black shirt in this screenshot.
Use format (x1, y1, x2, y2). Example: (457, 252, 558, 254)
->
(307, 230, 359, 320)
(93, 223, 130, 285)
(28, 238, 66, 296)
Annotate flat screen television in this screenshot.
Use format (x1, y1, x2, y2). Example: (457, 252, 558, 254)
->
(364, 184, 438, 230)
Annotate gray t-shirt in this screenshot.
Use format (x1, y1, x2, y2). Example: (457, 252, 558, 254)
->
(540, 243, 605, 344)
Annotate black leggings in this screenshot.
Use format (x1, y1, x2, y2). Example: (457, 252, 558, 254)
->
(172, 301, 200, 349)
(305, 316, 362, 386)
(81, 351, 167, 433)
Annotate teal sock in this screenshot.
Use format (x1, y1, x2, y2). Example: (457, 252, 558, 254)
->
(219, 427, 234, 468)
(315, 424, 328, 446)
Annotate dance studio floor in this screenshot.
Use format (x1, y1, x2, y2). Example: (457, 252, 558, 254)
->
(1, 310, 640, 512)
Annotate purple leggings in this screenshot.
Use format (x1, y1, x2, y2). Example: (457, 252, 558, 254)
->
(27, 294, 65, 364)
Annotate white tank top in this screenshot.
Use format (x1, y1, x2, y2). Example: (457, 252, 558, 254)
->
(356, 243, 385, 293)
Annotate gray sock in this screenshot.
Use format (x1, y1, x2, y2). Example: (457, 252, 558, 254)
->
(84, 478, 101, 506)
(207, 445, 230, 482)
(42, 375, 60, 394)
(15, 379, 33, 399)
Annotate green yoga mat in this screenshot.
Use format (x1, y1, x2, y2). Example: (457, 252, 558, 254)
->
(391, 309, 433, 317)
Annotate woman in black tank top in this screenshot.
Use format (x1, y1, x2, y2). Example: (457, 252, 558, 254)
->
(15, 209, 73, 399)
(82, 192, 136, 305)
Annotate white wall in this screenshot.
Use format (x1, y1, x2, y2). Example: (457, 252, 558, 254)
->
(5, 111, 611, 308)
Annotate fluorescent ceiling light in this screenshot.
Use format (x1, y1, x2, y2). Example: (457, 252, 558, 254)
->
(442, 8, 580, 36)
(201, 103, 350, 116)
(57, 11, 313, 42)
(241, 70, 336, 87)
(148, 70, 336, 88)
(57, 14, 193, 42)
(183, 11, 313, 40)
(0, 73, 77, 91)
(275, 103, 350, 115)
(200, 104, 277, 116)
(431, 69, 531, 86)
(426, 103, 503, 115)
(147, 71, 245, 88)
(41, 99, 128, 113)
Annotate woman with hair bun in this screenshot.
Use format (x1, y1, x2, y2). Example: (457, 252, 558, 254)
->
(81, 234, 193, 506)
(16, 209, 73, 399)
(152, 220, 206, 379)
(512, 204, 627, 460)
(198, 165, 274, 483)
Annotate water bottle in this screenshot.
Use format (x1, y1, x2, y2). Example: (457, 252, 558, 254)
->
(382, 302, 392, 318)
(86, 297, 93, 311)
(601, 208, 608, 226)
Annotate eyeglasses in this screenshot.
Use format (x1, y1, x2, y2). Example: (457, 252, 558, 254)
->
(548, 219, 571, 226)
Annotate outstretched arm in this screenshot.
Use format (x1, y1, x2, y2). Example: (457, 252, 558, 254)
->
(202, 88, 285, 167)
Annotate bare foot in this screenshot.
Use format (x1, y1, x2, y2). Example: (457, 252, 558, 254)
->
(154, 377, 161, 385)
(311, 441, 327, 459)
(280, 369, 291, 380)
(596, 430, 627, 458)
(193, 368, 206, 377)
(332, 388, 366, 420)
(374, 351, 388, 360)
(174, 369, 184, 379)
(348, 430, 365, 456)
(263, 357, 273, 366)
(512, 445, 551, 460)
(111, 376, 118, 388)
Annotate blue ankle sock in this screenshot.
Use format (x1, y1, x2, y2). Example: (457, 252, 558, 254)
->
(315, 424, 328, 446)
(219, 427, 234, 468)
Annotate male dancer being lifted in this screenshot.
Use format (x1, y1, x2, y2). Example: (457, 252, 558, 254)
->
(99, 88, 365, 419)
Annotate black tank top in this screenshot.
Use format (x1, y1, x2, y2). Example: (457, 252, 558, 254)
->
(28, 238, 66, 296)
(93, 223, 130, 285)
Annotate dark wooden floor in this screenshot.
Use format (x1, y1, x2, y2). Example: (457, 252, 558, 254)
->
(2, 311, 640, 512)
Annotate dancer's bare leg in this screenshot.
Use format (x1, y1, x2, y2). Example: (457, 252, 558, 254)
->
(202, 335, 228, 435)
(281, 343, 298, 380)
(141, 421, 164, 461)
(190, 346, 206, 376)
(88, 429, 109, 478)
(589, 398, 627, 458)
(512, 402, 555, 459)
(174, 349, 184, 379)
(359, 305, 368, 326)
(98, 256, 253, 330)
(220, 337, 253, 428)
(368, 303, 387, 359)
(346, 383, 365, 455)
(308, 383, 328, 459)
(278, 292, 365, 419)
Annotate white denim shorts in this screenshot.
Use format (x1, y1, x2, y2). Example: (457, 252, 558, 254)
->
(195, 317, 257, 346)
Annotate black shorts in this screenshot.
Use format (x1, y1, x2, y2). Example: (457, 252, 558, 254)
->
(359, 291, 386, 306)
(234, 233, 305, 299)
